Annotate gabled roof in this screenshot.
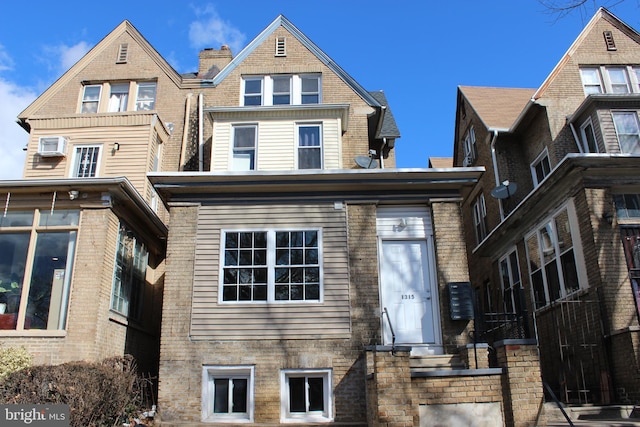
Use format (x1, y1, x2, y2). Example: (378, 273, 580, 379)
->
(534, 7, 640, 100)
(211, 15, 382, 108)
(458, 86, 536, 131)
(18, 20, 182, 124)
(369, 91, 401, 138)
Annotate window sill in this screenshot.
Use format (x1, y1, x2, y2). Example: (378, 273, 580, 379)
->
(0, 329, 67, 338)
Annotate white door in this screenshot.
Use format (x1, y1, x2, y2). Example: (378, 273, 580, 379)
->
(380, 240, 439, 350)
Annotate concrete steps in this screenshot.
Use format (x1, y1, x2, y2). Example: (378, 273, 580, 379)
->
(410, 354, 466, 372)
(544, 402, 640, 423)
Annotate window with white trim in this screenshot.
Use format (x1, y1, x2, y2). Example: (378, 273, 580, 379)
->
(462, 126, 476, 166)
(221, 229, 321, 303)
(242, 75, 321, 106)
(111, 223, 148, 320)
(202, 365, 254, 423)
(526, 204, 581, 309)
(135, 82, 157, 111)
(580, 66, 640, 95)
(281, 369, 332, 423)
(612, 111, 640, 154)
(614, 194, 640, 220)
(81, 85, 102, 113)
(607, 67, 631, 93)
(531, 150, 551, 187)
(71, 145, 101, 178)
(472, 193, 487, 245)
(297, 124, 322, 169)
(232, 125, 257, 171)
(108, 83, 130, 112)
(499, 249, 522, 314)
(580, 118, 599, 153)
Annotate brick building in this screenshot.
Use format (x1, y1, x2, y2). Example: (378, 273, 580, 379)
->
(454, 7, 640, 406)
(5, 14, 548, 426)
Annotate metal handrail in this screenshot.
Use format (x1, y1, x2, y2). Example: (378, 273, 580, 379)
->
(382, 307, 396, 354)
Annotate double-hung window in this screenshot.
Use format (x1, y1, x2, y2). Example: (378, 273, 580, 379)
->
(462, 126, 476, 166)
(221, 229, 321, 303)
(202, 366, 254, 423)
(71, 145, 101, 178)
(281, 369, 332, 423)
(232, 125, 257, 171)
(297, 124, 322, 169)
(579, 118, 599, 153)
(243, 78, 263, 106)
(614, 194, 640, 220)
(111, 223, 148, 320)
(526, 204, 581, 309)
(499, 250, 522, 314)
(607, 67, 631, 93)
(612, 111, 640, 154)
(531, 150, 551, 186)
(580, 66, 640, 95)
(272, 76, 291, 105)
(0, 209, 78, 331)
(301, 75, 320, 104)
(81, 85, 102, 113)
(472, 193, 488, 245)
(108, 83, 130, 112)
(135, 82, 156, 111)
(242, 75, 321, 106)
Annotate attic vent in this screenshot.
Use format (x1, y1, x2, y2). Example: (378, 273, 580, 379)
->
(603, 31, 616, 51)
(117, 43, 129, 63)
(275, 37, 286, 56)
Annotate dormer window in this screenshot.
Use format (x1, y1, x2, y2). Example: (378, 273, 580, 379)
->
(242, 75, 321, 106)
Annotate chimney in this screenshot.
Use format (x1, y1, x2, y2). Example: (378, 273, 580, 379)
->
(198, 45, 233, 78)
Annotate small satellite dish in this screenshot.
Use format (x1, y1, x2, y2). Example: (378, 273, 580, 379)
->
(491, 181, 518, 199)
(354, 155, 378, 169)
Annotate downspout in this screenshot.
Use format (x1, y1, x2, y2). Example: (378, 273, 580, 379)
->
(490, 129, 505, 219)
(569, 122, 585, 153)
(179, 93, 193, 171)
(374, 106, 387, 169)
(198, 92, 204, 172)
(379, 138, 386, 169)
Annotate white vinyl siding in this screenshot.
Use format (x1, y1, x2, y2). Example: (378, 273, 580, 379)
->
(191, 203, 349, 340)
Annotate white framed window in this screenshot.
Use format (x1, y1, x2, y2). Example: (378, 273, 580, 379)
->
(221, 229, 322, 303)
(579, 118, 599, 153)
(472, 193, 487, 245)
(580, 68, 603, 94)
(634, 67, 640, 92)
(612, 111, 640, 154)
(531, 150, 551, 187)
(499, 249, 522, 314)
(242, 75, 321, 106)
(135, 82, 156, 111)
(232, 125, 257, 171)
(606, 67, 631, 93)
(110, 223, 147, 319)
(202, 365, 254, 423)
(71, 145, 102, 178)
(526, 202, 583, 309)
(462, 126, 476, 166)
(108, 83, 130, 112)
(281, 369, 332, 423)
(272, 76, 292, 105)
(81, 85, 102, 113)
(581, 66, 640, 95)
(297, 124, 322, 169)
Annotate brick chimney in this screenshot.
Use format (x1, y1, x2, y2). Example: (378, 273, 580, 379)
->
(198, 45, 233, 78)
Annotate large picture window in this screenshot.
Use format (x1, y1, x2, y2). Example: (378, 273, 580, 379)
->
(526, 203, 582, 309)
(111, 223, 148, 319)
(202, 365, 254, 423)
(221, 229, 321, 303)
(0, 209, 78, 331)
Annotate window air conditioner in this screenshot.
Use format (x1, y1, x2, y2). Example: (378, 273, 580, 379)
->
(38, 136, 67, 157)
(462, 153, 474, 167)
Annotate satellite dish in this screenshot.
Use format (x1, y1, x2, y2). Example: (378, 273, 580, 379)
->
(354, 155, 378, 169)
(491, 181, 518, 199)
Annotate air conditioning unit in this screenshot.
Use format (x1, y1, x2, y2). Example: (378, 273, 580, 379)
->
(462, 153, 474, 167)
(38, 136, 67, 157)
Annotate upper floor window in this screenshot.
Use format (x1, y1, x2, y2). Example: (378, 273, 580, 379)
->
(0, 209, 79, 331)
(580, 66, 640, 95)
(108, 83, 130, 112)
(71, 145, 101, 178)
(531, 150, 551, 186)
(242, 75, 321, 106)
(297, 124, 322, 169)
(579, 118, 599, 153)
(614, 194, 640, 220)
(281, 369, 332, 423)
(80, 81, 156, 113)
(472, 193, 488, 245)
(612, 111, 640, 154)
(111, 223, 148, 320)
(499, 249, 522, 314)
(135, 82, 157, 111)
(221, 229, 321, 303)
(462, 126, 476, 166)
(232, 125, 257, 171)
(81, 85, 102, 113)
(526, 203, 581, 309)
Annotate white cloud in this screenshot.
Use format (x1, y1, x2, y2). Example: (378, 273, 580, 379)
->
(0, 45, 14, 72)
(189, 4, 246, 54)
(42, 41, 91, 75)
(0, 78, 37, 180)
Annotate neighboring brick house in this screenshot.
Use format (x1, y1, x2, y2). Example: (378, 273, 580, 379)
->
(455, 7, 640, 405)
(6, 14, 550, 426)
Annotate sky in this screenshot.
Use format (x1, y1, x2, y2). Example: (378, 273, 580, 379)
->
(1, 1, 640, 179)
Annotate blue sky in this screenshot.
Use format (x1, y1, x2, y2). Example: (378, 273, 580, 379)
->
(1, 1, 639, 179)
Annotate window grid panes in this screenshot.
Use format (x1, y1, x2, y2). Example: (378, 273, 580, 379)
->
(222, 229, 321, 303)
